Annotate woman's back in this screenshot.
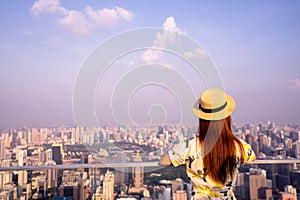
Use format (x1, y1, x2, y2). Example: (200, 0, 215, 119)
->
(160, 88, 256, 200)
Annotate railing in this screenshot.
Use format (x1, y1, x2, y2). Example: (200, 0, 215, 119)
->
(1, 159, 300, 171)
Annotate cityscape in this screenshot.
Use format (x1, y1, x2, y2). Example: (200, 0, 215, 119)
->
(1, 1, 300, 200)
(0, 121, 300, 200)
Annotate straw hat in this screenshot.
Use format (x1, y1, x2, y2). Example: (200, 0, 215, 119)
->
(192, 88, 235, 120)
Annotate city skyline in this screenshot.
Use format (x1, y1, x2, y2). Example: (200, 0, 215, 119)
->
(0, 119, 300, 199)
(1, 1, 300, 129)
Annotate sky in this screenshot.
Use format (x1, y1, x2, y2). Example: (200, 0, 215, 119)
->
(0, 1, 300, 129)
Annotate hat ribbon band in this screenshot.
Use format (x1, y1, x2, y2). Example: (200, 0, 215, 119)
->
(199, 102, 227, 113)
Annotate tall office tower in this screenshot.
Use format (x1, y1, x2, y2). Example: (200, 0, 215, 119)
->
(26, 183, 32, 200)
(45, 149, 52, 161)
(103, 170, 115, 200)
(162, 187, 171, 200)
(251, 140, 259, 156)
(282, 185, 297, 200)
(292, 171, 300, 194)
(46, 161, 57, 189)
(27, 131, 32, 145)
(31, 128, 41, 145)
(38, 147, 45, 164)
(280, 192, 297, 200)
(132, 152, 144, 188)
(0, 140, 5, 160)
(52, 144, 63, 165)
(17, 146, 28, 188)
(158, 125, 164, 135)
(114, 152, 127, 186)
(114, 130, 121, 143)
(0, 171, 6, 190)
(171, 178, 184, 193)
(17, 131, 26, 145)
(92, 187, 103, 200)
(235, 168, 271, 200)
(295, 140, 300, 159)
(186, 183, 193, 200)
(249, 169, 269, 200)
(258, 134, 267, 151)
(0, 159, 12, 190)
(71, 127, 76, 144)
(58, 185, 80, 200)
(173, 190, 187, 200)
(285, 138, 293, 151)
(235, 173, 250, 199)
(10, 129, 17, 148)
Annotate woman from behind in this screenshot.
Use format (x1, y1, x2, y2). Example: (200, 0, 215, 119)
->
(160, 88, 256, 200)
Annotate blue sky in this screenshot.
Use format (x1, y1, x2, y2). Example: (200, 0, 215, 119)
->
(1, 1, 300, 128)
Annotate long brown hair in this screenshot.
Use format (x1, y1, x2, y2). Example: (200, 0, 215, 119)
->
(198, 116, 245, 185)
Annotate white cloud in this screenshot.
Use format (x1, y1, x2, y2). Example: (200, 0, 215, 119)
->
(287, 78, 300, 90)
(142, 16, 182, 63)
(31, 0, 66, 16)
(142, 49, 163, 64)
(30, 0, 134, 35)
(58, 10, 93, 36)
(184, 48, 208, 59)
(85, 6, 134, 27)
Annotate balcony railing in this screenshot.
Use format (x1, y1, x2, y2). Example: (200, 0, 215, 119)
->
(1, 159, 300, 171)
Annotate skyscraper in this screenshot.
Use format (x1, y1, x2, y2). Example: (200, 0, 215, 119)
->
(132, 152, 144, 188)
(103, 170, 114, 200)
(249, 169, 268, 200)
(0, 140, 5, 160)
(51, 144, 63, 165)
(173, 190, 187, 200)
(17, 146, 28, 188)
(295, 140, 300, 159)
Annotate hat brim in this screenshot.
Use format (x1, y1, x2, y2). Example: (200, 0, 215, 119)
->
(192, 94, 236, 120)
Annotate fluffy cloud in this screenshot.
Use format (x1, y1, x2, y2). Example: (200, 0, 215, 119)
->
(30, 0, 134, 35)
(184, 48, 208, 58)
(287, 78, 300, 90)
(58, 10, 92, 36)
(142, 16, 181, 63)
(31, 0, 66, 16)
(85, 6, 134, 27)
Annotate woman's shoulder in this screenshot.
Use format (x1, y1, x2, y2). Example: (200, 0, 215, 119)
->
(237, 138, 252, 150)
(236, 138, 256, 163)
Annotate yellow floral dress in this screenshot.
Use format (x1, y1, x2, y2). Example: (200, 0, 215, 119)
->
(168, 136, 256, 200)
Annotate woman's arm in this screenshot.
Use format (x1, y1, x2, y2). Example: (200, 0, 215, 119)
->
(159, 153, 172, 166)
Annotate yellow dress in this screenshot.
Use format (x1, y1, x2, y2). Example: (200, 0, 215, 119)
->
(168, 136, 256, 200)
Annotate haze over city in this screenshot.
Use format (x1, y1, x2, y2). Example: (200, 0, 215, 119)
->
(1, 1, 300, 129)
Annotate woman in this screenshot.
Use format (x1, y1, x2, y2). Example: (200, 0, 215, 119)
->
(160, 88, 256, 200)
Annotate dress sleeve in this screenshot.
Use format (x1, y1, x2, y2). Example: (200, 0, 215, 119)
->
(241, 140, 256, 163)
(168, 136, 194, 167)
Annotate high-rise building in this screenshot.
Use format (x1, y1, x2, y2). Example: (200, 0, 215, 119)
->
(171, 178, 184, 193)
(0, 140, 5, 160)
(58, 185, 80, 200)
(249, 171, 267, 199)
(235, 168, 271, 200)
(103, 170, 114, 200)
(281, 185, 297, 200)
(292, 171, 300, 196)
(38, 147, 45, 164)
(132, 152, 144, 188)
(92, 187, 103, 200)
(52, 144, 63, 165)
(173, 190, 187, 200)
(294, 140, 300, 159)
(114, 152, 128, 186)
(10, 129, 17, 148)
(17, 146, 28, 188)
